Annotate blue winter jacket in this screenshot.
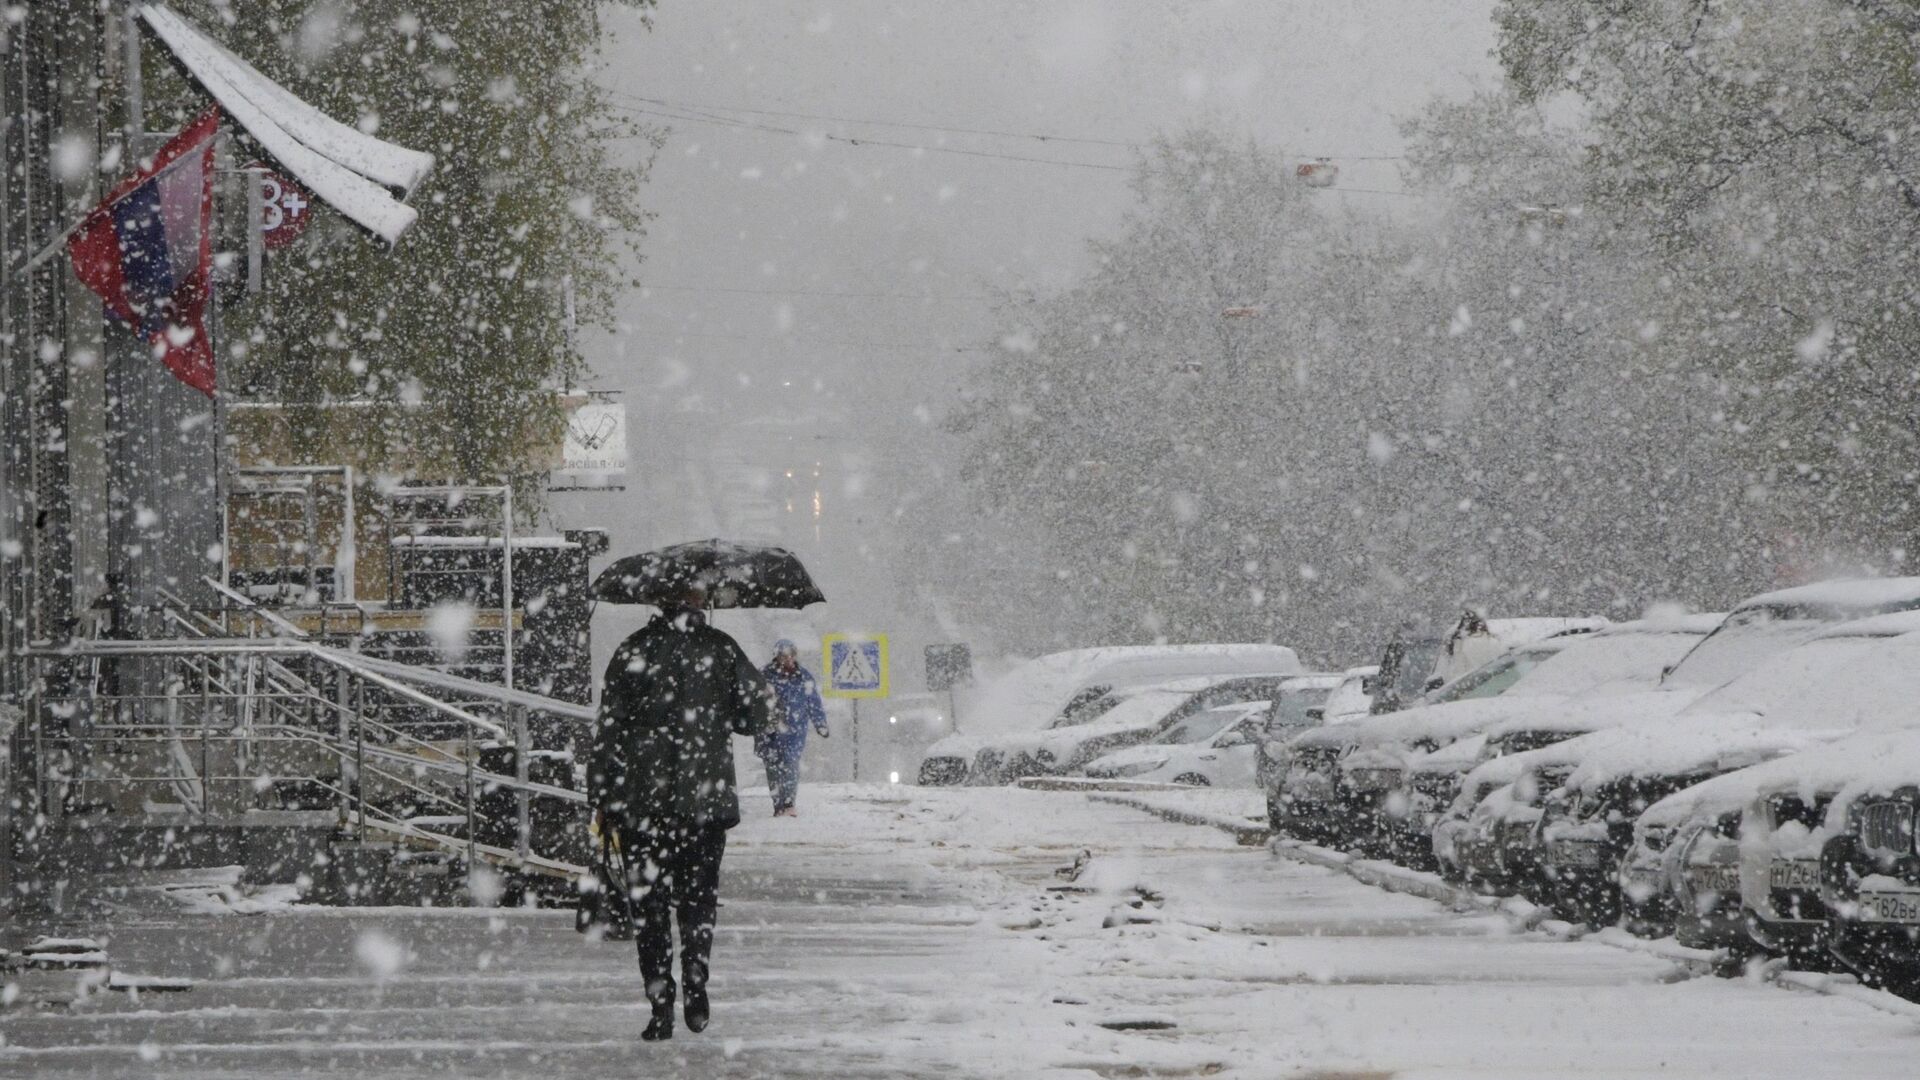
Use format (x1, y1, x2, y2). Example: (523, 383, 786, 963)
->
(758, 662, 827, 758)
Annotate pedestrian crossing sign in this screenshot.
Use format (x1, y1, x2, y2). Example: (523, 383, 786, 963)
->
(823, 634, 889, 698)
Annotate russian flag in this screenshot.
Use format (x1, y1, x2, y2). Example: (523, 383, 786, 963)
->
(68, 108, 221, 396)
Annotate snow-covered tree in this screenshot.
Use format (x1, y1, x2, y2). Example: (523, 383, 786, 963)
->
(193, 0, 658, 490)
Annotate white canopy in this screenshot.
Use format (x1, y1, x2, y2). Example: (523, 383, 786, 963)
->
(139, 4, 433, 246)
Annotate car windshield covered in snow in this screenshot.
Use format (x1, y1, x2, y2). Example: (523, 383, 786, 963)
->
(1159, 703, 1265, 745)
(1423, 645, 1560, 704)
(1503, 620, 1715, 698)
(1660, 580, 1920, 690)
(1263, 680, 1339, 734)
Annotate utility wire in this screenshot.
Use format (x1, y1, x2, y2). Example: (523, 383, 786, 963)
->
(615, 90, 1139, 149)
(645, 329, 990, 352)
(612, 98, 1427, 193)
(609, 99, 1132, 172)
(607, 87, 1409, 162)
(638, 283, 993, 301)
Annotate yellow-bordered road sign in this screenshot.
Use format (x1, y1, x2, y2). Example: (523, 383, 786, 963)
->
(822, 634, 889, 699)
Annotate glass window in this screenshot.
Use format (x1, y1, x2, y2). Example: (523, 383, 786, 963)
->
(1426, 648, 1555, 704)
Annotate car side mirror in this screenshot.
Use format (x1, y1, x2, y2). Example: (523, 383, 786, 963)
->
(1424, 676, 1445, 692)
(1304, 708, 1325, 722)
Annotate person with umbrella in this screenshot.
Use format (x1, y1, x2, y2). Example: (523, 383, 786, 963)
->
(756, 639, 829, 817)
(588, 541, 824, 1042)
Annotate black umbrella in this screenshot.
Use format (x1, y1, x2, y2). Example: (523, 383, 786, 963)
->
(591, 538, 826, 610)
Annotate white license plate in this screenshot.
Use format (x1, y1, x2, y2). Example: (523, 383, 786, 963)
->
(1769, 861, 1820, 890)
(1858, 891, 1920, 923)
(1556, 842, 1602, 868)
(1690, 867, 1740, 895)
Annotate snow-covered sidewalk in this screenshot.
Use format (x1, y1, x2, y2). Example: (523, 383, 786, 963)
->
(2, 784, 1913, 1077)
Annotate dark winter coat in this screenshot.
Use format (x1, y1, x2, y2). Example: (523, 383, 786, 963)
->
(589, 612, 774, 832)
(756, 662, 828, 760)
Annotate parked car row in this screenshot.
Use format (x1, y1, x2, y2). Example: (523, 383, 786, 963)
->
(916, 644, 1306, 786)
(1261, 577, 1920, 1000)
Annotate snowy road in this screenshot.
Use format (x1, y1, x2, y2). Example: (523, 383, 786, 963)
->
(3, 786, 1915, 1077)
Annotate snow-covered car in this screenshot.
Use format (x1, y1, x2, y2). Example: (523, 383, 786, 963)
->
(1606, 723, 1920, 973)
(1082, 700, 1270, 786)
(1425, 580, 1920, 894)
(1723, 729, 1920, 964)
(1798, 723, 1920, 988)
(1375, 616, 1722, 863)
(1822, 783, 1920, 991)
(1269, 639, 1579, 845)
(1538, 605, 1920, 926)
(1319, 666, 1377, 725)
(916, 644, 1300, 785)
(989, 672, 1308, 782)
(1537, 719, 1821, 926)
(1368, 613, 1608, 715)
(1251, 673, 1348, 791)
(1443, 736, 1619, 897)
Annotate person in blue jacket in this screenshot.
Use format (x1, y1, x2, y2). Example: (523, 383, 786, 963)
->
(756, 639, 828, 816)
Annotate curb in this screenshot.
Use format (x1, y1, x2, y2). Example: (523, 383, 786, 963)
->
(1084, 793, 1273, 846)
(1262, 835, 1920, 1022)
(1096, 797, 1920, 1024)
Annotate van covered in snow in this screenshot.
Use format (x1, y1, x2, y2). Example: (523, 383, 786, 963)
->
(915, 644, 1299, 785)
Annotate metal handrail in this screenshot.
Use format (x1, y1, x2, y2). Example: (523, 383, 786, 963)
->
(25, 639, 509, 741)
(16, 637, 594, 884)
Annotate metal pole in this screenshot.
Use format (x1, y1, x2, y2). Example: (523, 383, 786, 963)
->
(513, 704, 530, 860)
(211, 134, 230, 595)
(499, 485, 514, 692)
(353, 676, 366, 841)
(851, 698, 860, 783)
(123, 4, 143, 154)
(464, 723, 478, 899)
(199, 662, 211, 815)
(245, 168, 264, 295)
(339, 466, 357, 604)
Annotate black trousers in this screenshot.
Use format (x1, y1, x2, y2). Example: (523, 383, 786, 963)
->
(617, 822, 728, 1007)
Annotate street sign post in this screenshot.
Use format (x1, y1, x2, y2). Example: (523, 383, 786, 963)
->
(925, 643, 973, 734)
(823, 634, 889, 782)
(924, 644, 972, 692)
(823, 634, 889, 698)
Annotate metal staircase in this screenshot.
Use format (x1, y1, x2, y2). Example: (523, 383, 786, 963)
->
(11, 596, 596, 902)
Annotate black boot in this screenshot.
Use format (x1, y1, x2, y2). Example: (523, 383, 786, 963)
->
(683, 959, 711, 1032)
(643, 1001, 674, 1041)
(684, 985, 710, 1033)
(642, 979, 675, 1042)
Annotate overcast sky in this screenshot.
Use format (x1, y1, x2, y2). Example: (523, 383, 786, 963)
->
(563, 1, 1500, 677)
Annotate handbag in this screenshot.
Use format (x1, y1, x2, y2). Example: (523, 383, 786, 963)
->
(575, 818, 635, 941)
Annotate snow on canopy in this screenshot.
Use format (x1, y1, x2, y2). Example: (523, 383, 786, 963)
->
(141, 3, 425, 245)
(143, 4, 433, 195)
